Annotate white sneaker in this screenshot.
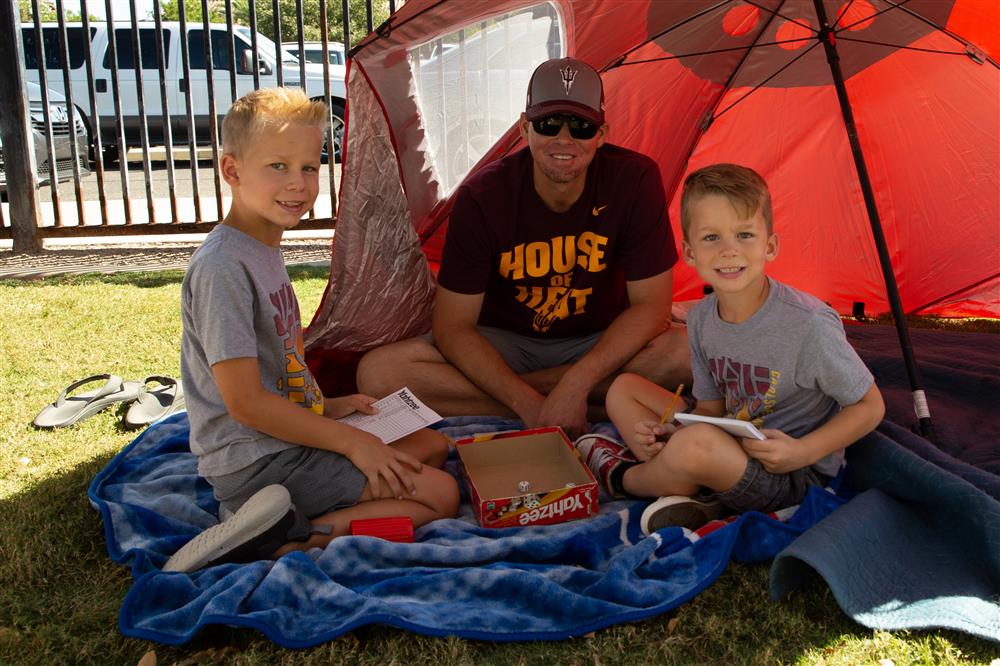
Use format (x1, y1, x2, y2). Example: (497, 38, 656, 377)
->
(218, 504, 234, 521)
(640, 495, 725, 534)
(163, 484, 306, 572)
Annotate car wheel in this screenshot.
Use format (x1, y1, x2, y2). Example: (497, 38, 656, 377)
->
(321, 100, 345, 164)
(102, 145, 119, 168)
(77, 107, 97, 168)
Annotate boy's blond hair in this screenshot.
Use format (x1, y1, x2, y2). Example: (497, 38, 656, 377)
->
(680, 163, 773, 240)
(222, 87, 328, 158)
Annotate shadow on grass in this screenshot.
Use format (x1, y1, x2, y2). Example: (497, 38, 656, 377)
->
(287, 264, 331, 281)
(2, 265, 328, 291)
(0, 448, 294, 664)
(0, 270, 186, 290)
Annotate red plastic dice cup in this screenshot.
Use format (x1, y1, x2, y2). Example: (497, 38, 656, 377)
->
(349, 516, 414, 543)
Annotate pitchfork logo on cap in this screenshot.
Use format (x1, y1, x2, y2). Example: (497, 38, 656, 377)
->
(559, 65, 577, 95)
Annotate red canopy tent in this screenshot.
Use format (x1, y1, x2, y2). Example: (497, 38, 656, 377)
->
(305, 0, 999, 412)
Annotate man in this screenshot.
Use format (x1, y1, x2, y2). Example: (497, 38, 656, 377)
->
(357, 57, 690, 438)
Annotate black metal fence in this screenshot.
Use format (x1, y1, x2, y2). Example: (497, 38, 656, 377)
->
(0, 0, 393, 251)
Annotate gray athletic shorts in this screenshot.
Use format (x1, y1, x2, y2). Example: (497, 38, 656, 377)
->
(206, 446, 367, 519)
(425, 325, 602, 374)
(705, 458, 829, 513)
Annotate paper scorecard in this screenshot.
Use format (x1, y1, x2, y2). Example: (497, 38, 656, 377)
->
(674, 412, 767, 440)
(336, 387, 443, 444)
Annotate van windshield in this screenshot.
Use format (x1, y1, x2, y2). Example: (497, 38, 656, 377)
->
(234, 27, 297, 64)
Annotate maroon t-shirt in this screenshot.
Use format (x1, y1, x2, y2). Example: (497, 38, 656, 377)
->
(438, 145, 677, 338)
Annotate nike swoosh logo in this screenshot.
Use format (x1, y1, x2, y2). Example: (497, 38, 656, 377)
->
(592, 205, 607, 216)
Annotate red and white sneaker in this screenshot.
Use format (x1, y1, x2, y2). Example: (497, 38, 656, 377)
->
(574, 433, 637, 498)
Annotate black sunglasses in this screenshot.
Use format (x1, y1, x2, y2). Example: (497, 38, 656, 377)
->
(531, 114, 600, 140)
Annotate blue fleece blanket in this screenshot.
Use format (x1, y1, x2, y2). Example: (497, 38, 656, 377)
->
(89, 414, 844, 646)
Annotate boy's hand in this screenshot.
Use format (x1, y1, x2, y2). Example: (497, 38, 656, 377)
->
(345, 431, 423, 499)
(634, 419, 676, 459)
(740, 429, 809, 474)
(324, 393, 378, 419)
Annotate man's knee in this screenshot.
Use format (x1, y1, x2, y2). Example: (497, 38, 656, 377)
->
(650, 325, 689, 361)
(625, 326, 692, 387)
(356, 337, 432, 395)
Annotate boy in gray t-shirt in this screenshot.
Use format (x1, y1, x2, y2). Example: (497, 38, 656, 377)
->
(577, 164, 884, 533)
(165, 88, 458, 573)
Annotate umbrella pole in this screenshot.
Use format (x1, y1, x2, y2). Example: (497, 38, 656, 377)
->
(812, 0, 936, 441)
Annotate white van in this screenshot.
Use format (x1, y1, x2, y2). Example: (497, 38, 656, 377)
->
(20, 22, 347, 163)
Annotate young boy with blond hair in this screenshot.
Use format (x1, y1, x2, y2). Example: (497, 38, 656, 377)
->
(576, 163, 884, 533)
(166, 88, 459, 572)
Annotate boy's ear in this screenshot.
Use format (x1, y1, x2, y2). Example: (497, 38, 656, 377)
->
(766, 233, 779, 261)
(220, 153, 240, 187)
(682, 239, 696, 266)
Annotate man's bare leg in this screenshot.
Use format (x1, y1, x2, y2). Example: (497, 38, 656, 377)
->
(356, 326, 691, 419)
(356, 337, 522, 416)
(523, 326, 692, 415)
(620, 325, 692, 391)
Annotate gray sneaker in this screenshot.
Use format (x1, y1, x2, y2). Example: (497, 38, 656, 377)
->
(163, 484, 310, 572)
(640, 495, 725, 534)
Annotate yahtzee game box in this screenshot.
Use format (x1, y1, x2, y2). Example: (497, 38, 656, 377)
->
(455, 427, 599, 528)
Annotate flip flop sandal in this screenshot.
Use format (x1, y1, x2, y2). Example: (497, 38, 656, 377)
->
(32, 374, 144, 429)
(123, 376, 186, 430)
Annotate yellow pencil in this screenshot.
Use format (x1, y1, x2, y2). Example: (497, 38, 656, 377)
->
(659, 384, 685, 424)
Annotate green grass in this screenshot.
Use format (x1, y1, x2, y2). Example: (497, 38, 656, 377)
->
(1, 266, 997, 664)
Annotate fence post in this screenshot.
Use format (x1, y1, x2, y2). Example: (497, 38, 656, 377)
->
(0, 4, 43, 253)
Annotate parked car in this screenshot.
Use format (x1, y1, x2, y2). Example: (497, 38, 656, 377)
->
(0, 81, 90, 195)
(283, 41, 346, 67)
(20, 22, 347, 163)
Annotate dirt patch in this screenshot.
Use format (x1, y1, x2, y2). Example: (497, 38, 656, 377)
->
(0, 238, 332, 279)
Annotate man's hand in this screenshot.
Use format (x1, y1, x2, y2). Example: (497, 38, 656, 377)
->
(533, 383, 589, 438)
(740, 429, 809, 474)
(344, 431, 424, 499)
(633, 419, 676, 460)
(324, 393, 378, 419)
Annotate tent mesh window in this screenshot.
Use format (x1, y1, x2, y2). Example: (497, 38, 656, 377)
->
(409, 3, 564, 193)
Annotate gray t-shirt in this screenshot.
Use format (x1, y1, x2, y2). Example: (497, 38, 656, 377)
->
(687, 278, 874, 476)
(180, 225, 325, 477)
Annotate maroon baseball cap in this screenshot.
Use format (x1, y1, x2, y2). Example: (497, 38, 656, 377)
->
(525, 57, 605, 125)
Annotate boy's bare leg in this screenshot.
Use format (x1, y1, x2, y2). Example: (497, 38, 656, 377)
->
(621, 424, 749, 498)
(605, 372, 676, 461)
(390, 428, 450, 468)
(274, 464, 459, 555)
